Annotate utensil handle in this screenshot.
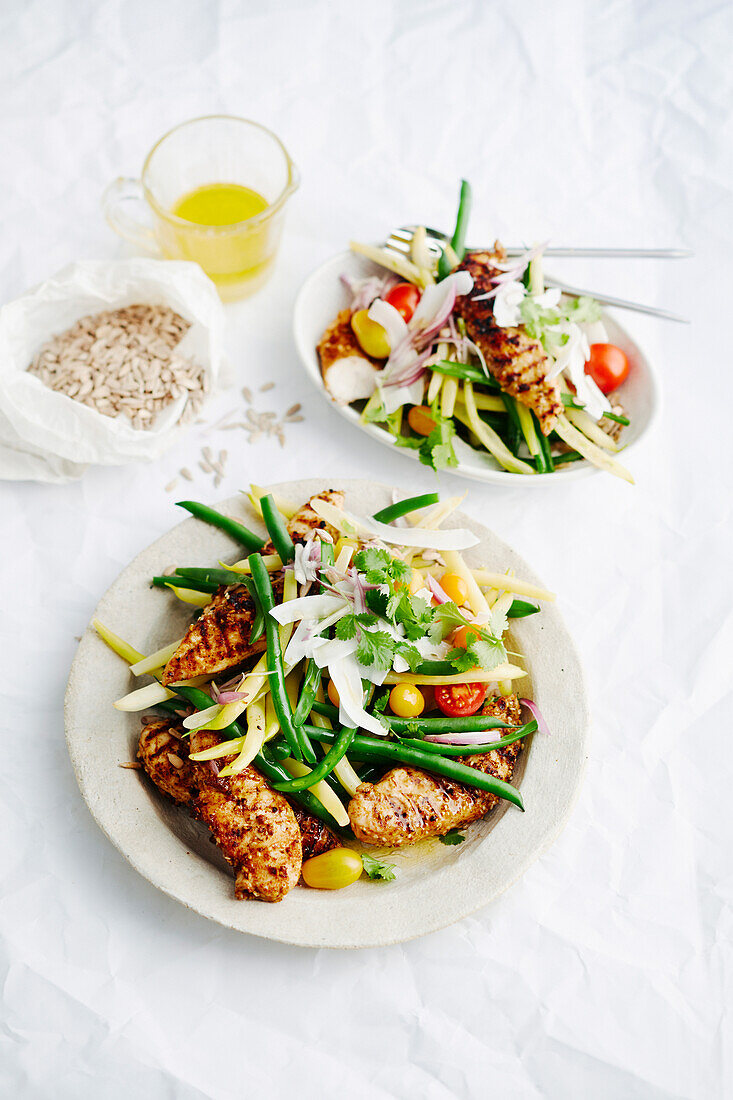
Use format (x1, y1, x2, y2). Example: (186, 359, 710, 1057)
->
(544, 277, 689, 323)
(102, 177, 160, 253)
(506, 247, 694, 259)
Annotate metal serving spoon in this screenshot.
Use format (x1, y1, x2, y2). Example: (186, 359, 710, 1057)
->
(385, 225, 691, 323)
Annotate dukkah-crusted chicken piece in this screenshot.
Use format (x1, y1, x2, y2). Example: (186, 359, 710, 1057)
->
(317, 310, 381, 405)
(293, 805, 340, 860)
(454, 250, 564, 435)
(164, 491, 345, 685)
(348, 695, 523, 847)
(137, 719, 195, 805)
(161, 576, 282, 685)
(137, 721, 335, 865)
(189, 731, 302, 902)
(262, 489, 346, 555)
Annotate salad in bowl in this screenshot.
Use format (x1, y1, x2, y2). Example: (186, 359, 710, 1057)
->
(309, 181, 641, 483)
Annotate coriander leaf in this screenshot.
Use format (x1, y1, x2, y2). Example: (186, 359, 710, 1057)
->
(489, 606, 509, 639)
(371, 689, 390, 714)
(439, 829, 465, 846)
(354, 547, 391, 574)
(445, 646, 479, 673)
(335, 614, 357, 640)
(356, 629, 395, 672)
(429, 601, 467, 641)
(396, 406, 458, 471)
(361, 854, 397, 881)
(561, 295, 601, 324)
(469, 636, 507, 671)
(396, 642, 423, 671)
(390, 559, 411, 584)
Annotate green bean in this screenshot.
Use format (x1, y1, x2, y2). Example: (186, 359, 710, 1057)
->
(533, 412, 555, 473)
(397, 720, 537, 756)
(272, 725, 356, 792)
(437, 178, 472, 279)
(255, 747, 344, 832)
(431, 360, 489, 385)
(552, 451, 585, 465)
(414, 659, 476, 676)
(170, 685, 242, 740)
(310, 699, 510, 733)
(507, 598, 539, 618)
(260, 494, 295, 564)
(293, 658, 322, 725)
(175, 567, 245, 587)
(500, 394, 524, 455)
(248, 553, 304, 761)
(603, 410, 630, 426)
(373, 492, 440, 524)
(176, 500, 264, 553)
(303, 725, 523, 810)
(152, 575, 219, 593)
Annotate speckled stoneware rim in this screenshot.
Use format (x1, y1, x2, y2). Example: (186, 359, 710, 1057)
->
(65, 479, 590, 948)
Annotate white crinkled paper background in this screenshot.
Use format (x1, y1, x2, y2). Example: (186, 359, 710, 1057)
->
(0, 1, 730, 1098)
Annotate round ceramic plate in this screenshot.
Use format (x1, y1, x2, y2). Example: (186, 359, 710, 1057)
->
(65, 479, 590, 948)
(293, 251, 658, 486)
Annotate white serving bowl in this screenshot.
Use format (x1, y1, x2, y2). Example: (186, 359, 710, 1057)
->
(293, 250, 658, 487)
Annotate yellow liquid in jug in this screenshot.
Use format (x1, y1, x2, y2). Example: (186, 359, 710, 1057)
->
(165, 183, 272, 300)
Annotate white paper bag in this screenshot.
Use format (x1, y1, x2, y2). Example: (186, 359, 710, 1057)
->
(0, 258, 227, 482)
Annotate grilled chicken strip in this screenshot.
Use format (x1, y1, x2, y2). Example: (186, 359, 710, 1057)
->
(262, 488, 346, 554)
(137, 720, 336, 870)
(454, 251, 563, 435)
(137, 719, 195, 805)
(317, 309, 381, 405)
(164, 490, 346, 685)
(348, 695, 523, 847)
(189, 731, 302, 902)
(161, 576, 282, 685)
(293, 805, 340, 859)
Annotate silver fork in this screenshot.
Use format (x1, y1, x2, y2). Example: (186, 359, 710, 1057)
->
(385, 225, 691, 323)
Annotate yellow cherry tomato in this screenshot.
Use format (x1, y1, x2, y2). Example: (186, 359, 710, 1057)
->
(440, 572, 469, 605)
(351, 310, 391, 359)
(407, 405, 437, 437)
(389, 683, 425, 718)
(409, 568, 425, 595)
(302, 847, 363, 889)
(327, 679, 340, 708)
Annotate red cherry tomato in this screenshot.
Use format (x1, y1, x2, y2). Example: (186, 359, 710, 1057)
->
(385, 282, 421, 323)
(434, 682, 486, 717)
(585, 343, 630, 395)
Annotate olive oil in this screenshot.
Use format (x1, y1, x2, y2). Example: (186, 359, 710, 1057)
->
(172, 183, 268, 226)
(162, 182, 274, 300)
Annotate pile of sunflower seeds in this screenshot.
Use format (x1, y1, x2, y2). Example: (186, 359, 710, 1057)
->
(27, 304, 206, 430)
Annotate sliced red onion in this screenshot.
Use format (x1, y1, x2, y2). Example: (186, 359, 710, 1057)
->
(520, 698, 550, 736)
(216, 690, 249, 704)
(210, 681, 220, 701)
(424, 729, 514, 745)
(341, 271, 399, 312)
(427, 574, 451, 604)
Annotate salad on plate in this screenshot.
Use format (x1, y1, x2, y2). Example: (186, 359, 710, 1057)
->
(317, 181, 634, 481)
(94, 486, 553, 903)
